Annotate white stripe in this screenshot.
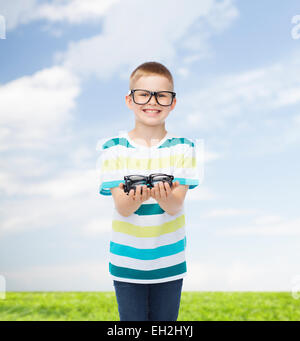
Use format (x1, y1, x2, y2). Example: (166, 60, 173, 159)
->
(109, 250, 186, 270)
(101, 141, 187, 162)
(110, 272, 187, 284)
(110, 226, 186, 249)
(112, 142, 187, 156)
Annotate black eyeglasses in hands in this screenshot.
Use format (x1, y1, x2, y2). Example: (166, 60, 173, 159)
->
(123, 173, 174, 195)
(128, 89, 176, 106)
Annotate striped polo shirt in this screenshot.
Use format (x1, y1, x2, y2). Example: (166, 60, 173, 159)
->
(97, 130, 199, 284)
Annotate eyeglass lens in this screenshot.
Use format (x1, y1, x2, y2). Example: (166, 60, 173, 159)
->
(151, 175, 170, 184)
(128, 175, 147, 182)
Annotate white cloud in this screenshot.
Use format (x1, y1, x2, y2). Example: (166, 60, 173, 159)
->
(0, 151, 98, 200)
(55, 0, 238, 80)
(81, 218, 112, 237)
(0, 0, 238, 72)
(4, 261, 114, 291)
(69, 146, 95, 167)
(34, 0, 120, 24)
(0, 171, 20, 196)
(0, 170, 114, 237)
(266, 113, 300, 151)
(184, 259, 296, 291)
(203, 150, 221, 162)
(205, 0, 240, 32)
(0, 66, 80, 150)
(0, 0, 37, 30)
(0, 165, 101, 199)
(23, 169, 98, 198)
(0, 0, 119, 30)
(0, 195, 113, 239)
(180, 49, 300, 132)
(186, 186, 217, 201)
(253, 215, 282, 225)
(205, 208, 256, 218)
(215, 217, 300, 236)
(176, 67, 190, 78)
(0, 155, 51, 178)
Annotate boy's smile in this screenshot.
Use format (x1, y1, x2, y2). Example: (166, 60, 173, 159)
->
(142, 107, 161, 117)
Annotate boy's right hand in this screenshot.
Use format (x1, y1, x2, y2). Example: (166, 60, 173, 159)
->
(119, 182, 151, 203)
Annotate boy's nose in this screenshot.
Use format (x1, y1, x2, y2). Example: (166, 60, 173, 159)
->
(149, 94, 158, 105)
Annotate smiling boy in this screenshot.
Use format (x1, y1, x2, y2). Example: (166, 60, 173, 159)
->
(98, 61, 199, 321)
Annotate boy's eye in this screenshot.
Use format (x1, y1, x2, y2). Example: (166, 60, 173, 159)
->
(138, 92, 149, 97)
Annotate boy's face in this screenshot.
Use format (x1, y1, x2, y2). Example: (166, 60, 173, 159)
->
(125, 75, 176, 127)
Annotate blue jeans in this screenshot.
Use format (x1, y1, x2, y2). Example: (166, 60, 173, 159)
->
(113, 278, 183, 321)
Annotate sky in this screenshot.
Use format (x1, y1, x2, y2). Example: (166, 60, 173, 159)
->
(0, 0, 300, 293)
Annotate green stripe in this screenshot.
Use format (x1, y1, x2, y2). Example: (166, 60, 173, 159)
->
(109, 261, 187, 280)
(112, 214, 185, 237)
(101, 153, 196, 171)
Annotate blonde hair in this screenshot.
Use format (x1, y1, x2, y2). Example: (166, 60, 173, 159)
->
(129, 61, 174, 91)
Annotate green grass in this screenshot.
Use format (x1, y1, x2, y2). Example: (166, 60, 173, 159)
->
(0, 292, 299, 321)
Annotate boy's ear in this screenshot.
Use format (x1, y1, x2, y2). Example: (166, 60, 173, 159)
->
(170, 97, 177, 110)
(125, 94, 133, 110)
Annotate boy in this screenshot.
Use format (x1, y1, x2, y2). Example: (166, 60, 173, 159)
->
(98, 61, 199, 321)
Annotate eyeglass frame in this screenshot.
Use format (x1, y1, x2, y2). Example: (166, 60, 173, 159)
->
(127, 89, 176, 106)
(123, 173, 174, 194)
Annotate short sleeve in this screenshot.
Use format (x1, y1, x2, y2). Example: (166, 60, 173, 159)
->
(96, 137, 124, 196)
(172, 138, 201, 190)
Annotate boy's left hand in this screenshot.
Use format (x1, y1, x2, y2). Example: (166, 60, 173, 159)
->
(150, 180, 180, 202)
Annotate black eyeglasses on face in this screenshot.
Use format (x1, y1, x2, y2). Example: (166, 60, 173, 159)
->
(128, 89, 176, 106)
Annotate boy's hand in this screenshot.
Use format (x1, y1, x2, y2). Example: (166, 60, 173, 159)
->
(150, 180, 180, 202)
(118, 182, 151, 204)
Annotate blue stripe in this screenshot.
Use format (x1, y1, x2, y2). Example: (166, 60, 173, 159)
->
(159, 137, 195, 148)
(99, 178, 199, 195)
(174, 178, 199, 189)
(109, 261, 187, 280)
(110, 237, 186, 260)
(134, 203, 165, 215)
(99, 180, 124, 195)
(102, 137, 194, 150)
